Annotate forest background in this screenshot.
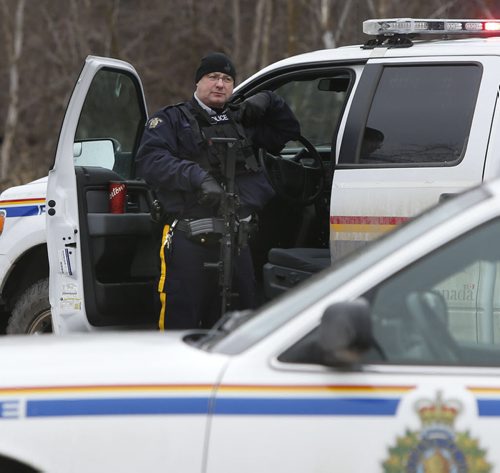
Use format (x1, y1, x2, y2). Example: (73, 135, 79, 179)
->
(0, 0, 496, 191)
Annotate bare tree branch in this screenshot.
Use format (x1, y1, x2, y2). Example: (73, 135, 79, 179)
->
(365, 0, 377, 17)
(430, 0, 460, 18)
(320, 0, 335, 49)
(246, 0, 266, 75)
(0, 0, 26, 181)
(260, 0, 273, 68)
(333, 0, 353, 46)
(105, 0, 121, 57)
(232, 0, 241, 69)
(1, 0, 13, 62)
(286, 0, 296, 57)
(474, 0, 494, 18)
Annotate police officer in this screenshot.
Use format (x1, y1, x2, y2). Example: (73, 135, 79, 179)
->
(136, 52, 300, 330)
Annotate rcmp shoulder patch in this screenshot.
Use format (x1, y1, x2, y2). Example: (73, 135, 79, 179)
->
(147, 117, 163, 129)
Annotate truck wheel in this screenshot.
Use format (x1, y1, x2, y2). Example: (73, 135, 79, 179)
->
(7, 278, 52, 334)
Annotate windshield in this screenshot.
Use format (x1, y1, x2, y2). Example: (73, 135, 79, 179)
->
(207, 185, 490, 355)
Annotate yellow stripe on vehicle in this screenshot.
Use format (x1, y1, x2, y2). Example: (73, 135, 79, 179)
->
(330, 215, 409, 237)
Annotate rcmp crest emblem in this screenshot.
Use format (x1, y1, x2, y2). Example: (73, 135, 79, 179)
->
(148, 117, 163, 129)
(382, 392, 491, 473)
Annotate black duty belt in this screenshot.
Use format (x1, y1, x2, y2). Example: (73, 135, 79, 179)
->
(175, 218, 225, 236)
(173, 217, 255, 248)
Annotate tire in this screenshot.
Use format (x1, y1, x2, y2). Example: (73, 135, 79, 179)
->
(6, 278, 52, 334)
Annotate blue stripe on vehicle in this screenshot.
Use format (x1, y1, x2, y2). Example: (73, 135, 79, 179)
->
(27, 397, 211, 417)
(476, 399, 500, 416)
(0, 400, 20, 419)
(25, 396, 400, 418)
(214, 397, 399, 416)
(0, 206, 40, 217)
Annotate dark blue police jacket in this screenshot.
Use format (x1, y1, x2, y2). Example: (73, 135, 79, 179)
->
(135, 91, 301, 219)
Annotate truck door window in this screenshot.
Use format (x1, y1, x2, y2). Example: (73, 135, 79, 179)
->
(75, 68, 146, 178)
(342, 64, 481, 166)
(368, 218, 500, 365)
(274, 73, 351, 154)
(280, 217, 500, 367)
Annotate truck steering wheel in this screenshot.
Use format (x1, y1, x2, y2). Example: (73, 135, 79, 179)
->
(259, 135, 325, 205)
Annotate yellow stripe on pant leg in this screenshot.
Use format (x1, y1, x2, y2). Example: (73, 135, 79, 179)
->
(158, 292, 167, 331)
(158, 224, 170, 331)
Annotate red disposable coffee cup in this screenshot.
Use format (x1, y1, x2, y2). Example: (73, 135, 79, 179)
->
(109, 181, 127, 214)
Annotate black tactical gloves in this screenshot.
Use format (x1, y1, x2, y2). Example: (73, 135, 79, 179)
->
(232, 91, 271, 126)
(198, 174, 224, 208)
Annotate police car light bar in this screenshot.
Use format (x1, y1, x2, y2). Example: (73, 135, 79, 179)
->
(363, 18, 500, 36)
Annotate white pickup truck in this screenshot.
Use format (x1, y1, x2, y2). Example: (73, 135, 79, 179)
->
(2, 17, 500, 334)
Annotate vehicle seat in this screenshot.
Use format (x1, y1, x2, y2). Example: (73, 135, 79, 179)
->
(263, 247, 330, 299)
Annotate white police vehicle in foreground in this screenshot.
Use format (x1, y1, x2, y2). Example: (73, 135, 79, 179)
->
(3, 17, 500, 333)
(4, 164, 500, 471)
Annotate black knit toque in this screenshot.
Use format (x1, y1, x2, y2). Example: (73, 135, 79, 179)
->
(195, 52, 236, 83)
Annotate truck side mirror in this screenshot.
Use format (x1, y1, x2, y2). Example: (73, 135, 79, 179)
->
(73, 139, 115, 170)
(318, 298, 374, 367)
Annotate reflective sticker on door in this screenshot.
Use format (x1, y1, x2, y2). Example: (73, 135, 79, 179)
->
(59, 283, 81, 311)
(58, 248, 75, 276)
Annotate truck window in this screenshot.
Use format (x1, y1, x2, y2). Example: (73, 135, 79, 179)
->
(274, 73, 351, 154)
(366, 217, 500, 365)
(75, 68, 146, 178)
(344, 64, 481, 166)
(280, 216, 500, 367)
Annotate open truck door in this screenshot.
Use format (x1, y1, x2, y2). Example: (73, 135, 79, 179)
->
(46, 56, 157, 333)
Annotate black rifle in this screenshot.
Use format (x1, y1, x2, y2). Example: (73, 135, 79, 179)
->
(203, 137, 239, 316)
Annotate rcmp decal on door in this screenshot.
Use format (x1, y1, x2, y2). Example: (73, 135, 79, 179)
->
(0, 198, 46, 217)
(382, 391, 492, 473)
